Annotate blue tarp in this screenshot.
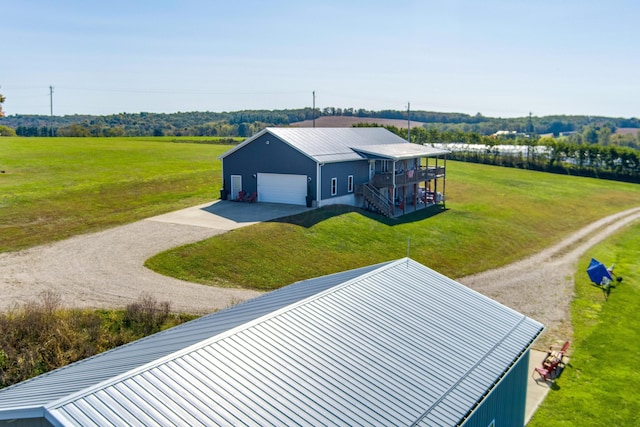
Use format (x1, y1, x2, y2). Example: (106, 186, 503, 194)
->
(587, 258, 613, 285)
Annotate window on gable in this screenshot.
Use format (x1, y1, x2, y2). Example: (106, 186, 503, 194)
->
(347, 175, 354, 193)
(331, 177, 337, 196)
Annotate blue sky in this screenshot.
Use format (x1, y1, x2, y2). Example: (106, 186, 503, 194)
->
(3, 0, 639, 118)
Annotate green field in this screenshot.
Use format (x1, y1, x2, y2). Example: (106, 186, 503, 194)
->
(2, 136, 640, 423)
(0, 136, 225, 252)
(3, 136, 639, 283)
(528, 222, 640, 426)
(147, 161, 640, 290)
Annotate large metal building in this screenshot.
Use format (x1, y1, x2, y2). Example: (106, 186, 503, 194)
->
(0, 258, 542, 426)
(219, 128, 448, 217)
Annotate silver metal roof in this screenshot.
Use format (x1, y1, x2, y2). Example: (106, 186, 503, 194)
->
(26, 258, 541, 426)
(0, 262, 390, 420)
(351, 143, 449, 161)
(219, 128, 448, 163)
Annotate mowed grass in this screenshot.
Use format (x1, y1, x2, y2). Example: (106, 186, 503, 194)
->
(0, 137, 227, 252)
(146, 162, 640, 290)
(528, 222, 640, 426)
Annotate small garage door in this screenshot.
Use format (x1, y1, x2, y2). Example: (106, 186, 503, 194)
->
(257, 173, 307, 205)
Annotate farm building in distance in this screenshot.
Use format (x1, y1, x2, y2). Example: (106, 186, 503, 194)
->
(0, 258, 543, 426)
(219, 127, 448, 217)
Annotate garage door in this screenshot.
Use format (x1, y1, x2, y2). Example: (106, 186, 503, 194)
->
(257, 173, 307, 205)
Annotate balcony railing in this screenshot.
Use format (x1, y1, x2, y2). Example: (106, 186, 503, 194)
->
(371, 166, 445, 188)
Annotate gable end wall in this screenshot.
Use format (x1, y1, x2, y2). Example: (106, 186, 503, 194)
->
(222, 133, 317, 197)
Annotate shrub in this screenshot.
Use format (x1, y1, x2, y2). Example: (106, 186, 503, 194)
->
(0, 292, 194, 389)
(123, 293, 171, 335)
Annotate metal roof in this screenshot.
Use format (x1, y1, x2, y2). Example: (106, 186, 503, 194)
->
(351, 143, 449, 161)
(219, 128, 448, 164)
(20, 258, 542, 426)
(0, 262, 390, 420)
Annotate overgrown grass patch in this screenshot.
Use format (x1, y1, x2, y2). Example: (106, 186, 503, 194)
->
(0, 292, 197, 389)
(528, 222, 640, 426)
(147, 162, 640, 290)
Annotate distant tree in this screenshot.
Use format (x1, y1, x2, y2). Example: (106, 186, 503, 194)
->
(0, 91, 5, 117)
(548, 121, 573, 137)
(582, 125, 599, 144)
(57, 123, 90, 137)
(0, 125, 16, 136)
(237, 122, 251, 137)
(103, 126, 126, 137)
(597, 126, 611, 146)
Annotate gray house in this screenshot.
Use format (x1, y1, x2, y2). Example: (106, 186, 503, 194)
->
(0, 258, 543, 427)
(219, 127, 449, 217)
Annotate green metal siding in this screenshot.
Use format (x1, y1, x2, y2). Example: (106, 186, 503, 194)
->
(0, 418, 53, 427)
(460, 350, 531, 427)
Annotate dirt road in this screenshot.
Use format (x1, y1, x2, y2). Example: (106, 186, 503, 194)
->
(459, 206, 640, 349)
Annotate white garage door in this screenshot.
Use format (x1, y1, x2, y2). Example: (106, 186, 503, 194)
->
(257, 173, 307, 205)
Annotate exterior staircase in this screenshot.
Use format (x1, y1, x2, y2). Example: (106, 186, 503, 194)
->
(362, 183, 393, 217)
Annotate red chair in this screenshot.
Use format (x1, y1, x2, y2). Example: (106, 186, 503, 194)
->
(545, 341, 570, 367)
(534, 341, 570, 382)
(534, 365, 555, 382)
(234, 190, 245, 202)
(246, 192, 257, 203)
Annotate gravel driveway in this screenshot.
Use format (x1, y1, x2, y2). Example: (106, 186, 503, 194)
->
(0, 201, 309, 314)
(1, 201, 639, 349)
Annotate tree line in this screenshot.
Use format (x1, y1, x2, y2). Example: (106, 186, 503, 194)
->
(1, 107, 638, 140)
(364, 124, 640, 183)
(447, 140, 640, 183)
(357, 122, 640, 150)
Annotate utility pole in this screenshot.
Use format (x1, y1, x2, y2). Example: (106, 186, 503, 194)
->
(407, 102, 411, 143)
(49, 85, 54, 137)
(312, 91, 316, 128)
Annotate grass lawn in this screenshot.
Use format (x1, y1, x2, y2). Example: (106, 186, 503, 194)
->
(146, 162, 640, 290)
(528, 221, 640, 426)
(0, 136, 230, 252)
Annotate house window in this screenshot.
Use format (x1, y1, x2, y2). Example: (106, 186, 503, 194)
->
(331, 177, 337, 196)
(347, 175, 354, 193)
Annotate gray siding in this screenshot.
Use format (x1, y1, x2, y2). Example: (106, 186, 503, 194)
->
(223, 133, 317, 198)
(320, 160, 368, 200)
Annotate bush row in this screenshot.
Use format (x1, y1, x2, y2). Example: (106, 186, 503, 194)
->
(0, 292, 197, 389)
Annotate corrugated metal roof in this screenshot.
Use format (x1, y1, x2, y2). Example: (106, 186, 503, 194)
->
(219, 128, 448, 163)
(38, 258, 542, 427)
(351, 143, 450, 161)
(0, 262, 390, 420)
